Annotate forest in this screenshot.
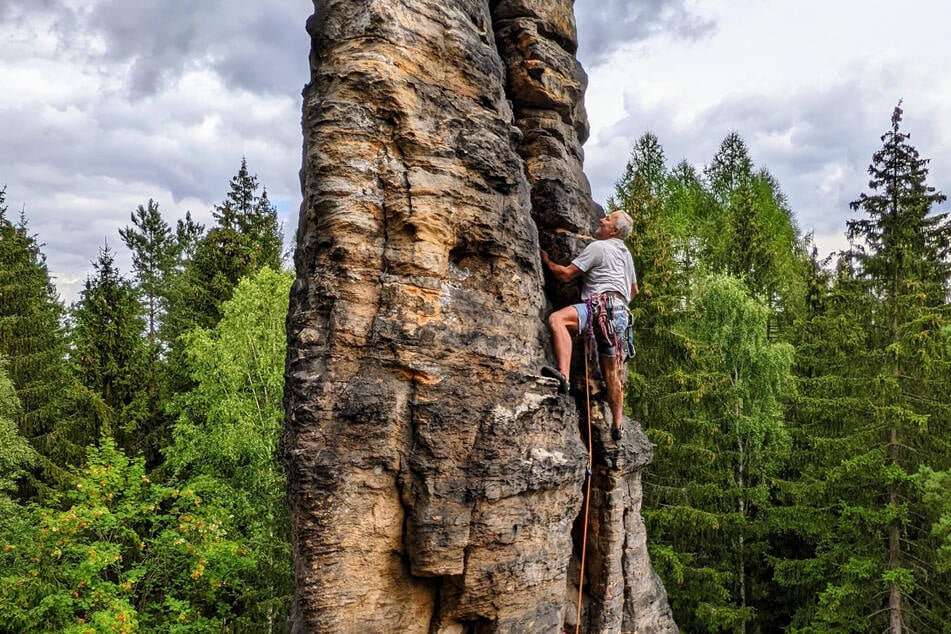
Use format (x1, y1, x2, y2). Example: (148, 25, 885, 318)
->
(0, 104, 949, 633)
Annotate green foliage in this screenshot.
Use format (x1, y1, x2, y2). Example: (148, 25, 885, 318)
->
(644, 275, 794, 632)
(848, 102, 950, 301)
(166, 266, 294, 629)
(175, 158, 284, 334)
(118, 200, 191, 467)
(118, 199, 178, 353)
(920, 467, 951, 574)
(776, 104, 951, 632)
(0, 357, 35, 553)
(0, 193, 75, 494)
(0, 357, 32, 493)
(69, 245, 149, 455)
(609, 132, 806, 631)
(0, 438, 256, 633)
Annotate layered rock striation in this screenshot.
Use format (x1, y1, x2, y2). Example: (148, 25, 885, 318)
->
(281, 1, 677, 632)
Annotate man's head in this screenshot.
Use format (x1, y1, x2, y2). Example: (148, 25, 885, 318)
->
(596, 210, 634, 240)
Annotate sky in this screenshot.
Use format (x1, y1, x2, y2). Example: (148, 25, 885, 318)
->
(2, 0, 950, 302)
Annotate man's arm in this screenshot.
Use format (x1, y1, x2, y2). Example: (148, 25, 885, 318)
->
(631, 281, 639, 298)
(541, 250, 583, 283)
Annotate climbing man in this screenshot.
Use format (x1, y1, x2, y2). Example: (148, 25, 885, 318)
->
(540, 210, 638, 440)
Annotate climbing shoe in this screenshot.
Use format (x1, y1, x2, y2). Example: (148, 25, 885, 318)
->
(541, 366, 570, 394)
(611, 425, 622, 441)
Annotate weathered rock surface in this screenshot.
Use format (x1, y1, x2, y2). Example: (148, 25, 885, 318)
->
(282, 1, 677, 632)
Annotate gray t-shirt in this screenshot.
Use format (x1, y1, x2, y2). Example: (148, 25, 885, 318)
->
(571, 238, 637, 302)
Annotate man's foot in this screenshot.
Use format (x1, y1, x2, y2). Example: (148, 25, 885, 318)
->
(541, 365, 570, 394)
(611, 425, 622, 441)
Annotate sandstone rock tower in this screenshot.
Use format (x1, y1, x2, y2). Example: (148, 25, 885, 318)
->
(281, 2, 677, 632)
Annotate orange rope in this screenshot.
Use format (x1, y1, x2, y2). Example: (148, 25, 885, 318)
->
(575, 344, 594, 634)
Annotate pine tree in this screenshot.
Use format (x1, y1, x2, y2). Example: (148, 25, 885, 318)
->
(118, 199, 177, 355)
(118, 200, 186, 466)
(174, 210, 204, 264)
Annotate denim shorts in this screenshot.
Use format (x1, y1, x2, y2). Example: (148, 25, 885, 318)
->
(574, 298, 630, 358)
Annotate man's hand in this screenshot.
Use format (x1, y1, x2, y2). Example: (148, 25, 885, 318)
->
(541, 249, 583, 283)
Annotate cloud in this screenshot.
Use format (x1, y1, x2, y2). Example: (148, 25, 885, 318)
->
(2, 0, 308, 98)
(0, 1, 308, 302)
(581, 60, 951, 259)
(574, 0, 716, 67)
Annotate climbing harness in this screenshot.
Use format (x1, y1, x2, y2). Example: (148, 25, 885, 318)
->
(575, 341, 594, 634)
(582, 292, 633, 363)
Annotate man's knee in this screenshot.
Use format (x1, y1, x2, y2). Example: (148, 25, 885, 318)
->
(548, 307, 578, 332)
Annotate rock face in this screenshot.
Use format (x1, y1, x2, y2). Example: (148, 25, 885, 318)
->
(281, 1, 678, 632)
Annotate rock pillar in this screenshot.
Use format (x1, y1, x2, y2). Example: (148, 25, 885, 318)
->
(282, 1, 677, 632)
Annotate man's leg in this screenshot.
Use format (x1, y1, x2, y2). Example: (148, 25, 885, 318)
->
(547, 305, 580, 379)
(599, 353, 624, 432)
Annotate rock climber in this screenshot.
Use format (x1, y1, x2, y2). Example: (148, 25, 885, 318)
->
(540, 210, 638, 440)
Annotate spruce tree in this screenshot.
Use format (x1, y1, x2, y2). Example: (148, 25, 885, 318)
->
(845, 103, 951, 633)
(69, 245, 149, 456)
(180, 158, 284, 332)
(777, 104, 951, 633)
(0, 191, 75, 494)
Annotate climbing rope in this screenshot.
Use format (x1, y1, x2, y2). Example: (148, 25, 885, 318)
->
(575, 341, 594, 634)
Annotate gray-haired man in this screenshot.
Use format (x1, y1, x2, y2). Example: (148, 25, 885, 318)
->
(540, 210, 638, 439)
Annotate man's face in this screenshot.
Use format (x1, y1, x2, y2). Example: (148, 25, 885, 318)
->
(596, 212, 620, 239)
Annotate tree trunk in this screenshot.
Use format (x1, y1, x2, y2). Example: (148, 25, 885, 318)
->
(887, 426, 902, 634)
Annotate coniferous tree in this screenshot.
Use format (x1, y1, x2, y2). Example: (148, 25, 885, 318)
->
(610, 133, 806, 631)
(725, 171, 806, 336)
(0, 356, 34, 539)
(777, 104, 951, 633)
(118, 199, 177, 354)
(118, 200, 184, 465)
(179, 158, 284, 332)
(0, 190, 75, 494)
(844, 103, 951, 633)
(69, 245, 149, 455)
(608, 134, 690, 430)
(705, 132, 754, 208)
(174, 210, 204, 264)
(645, 275, 794, 633)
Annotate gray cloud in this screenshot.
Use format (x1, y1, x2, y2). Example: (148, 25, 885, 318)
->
(2, 0, 308, 98)
(574, 0, 716, 67)
(94, 1, 307, 97)
(3, 0, 949, 303)
(581, 66, 950, 259)
(0, 1, 308, 301)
